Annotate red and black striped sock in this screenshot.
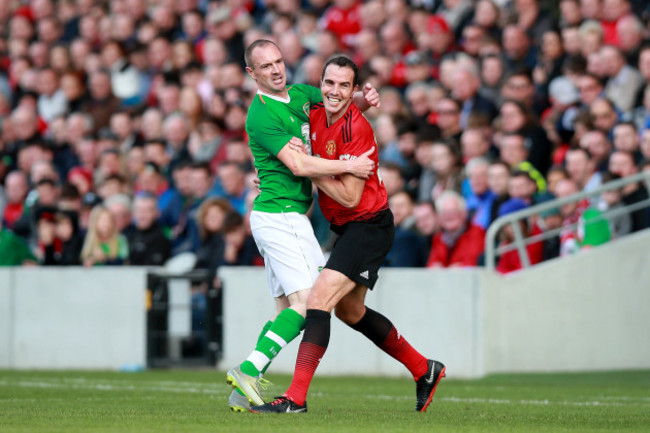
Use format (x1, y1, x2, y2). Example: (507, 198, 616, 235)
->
(285, 309, 330, 405)
(350, 307, 428, 380)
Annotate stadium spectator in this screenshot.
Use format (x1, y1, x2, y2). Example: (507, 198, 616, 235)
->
(487, 159, 512, 223)
(385, 190, 424, 267)
(498, 99, 552, 177)
(601, 45, 644, 114)
(608, 149, 650, 231)
(464, 157, 496, 229)
(36, 67, 67, 122)
(555, 178, 590, 256)
(498, 132, 547, 193)
(194, 197, 229, 278)
(435, 96, 463, 143)
(125, 192, 171, 266)
(546, 165, 570, 196)
(213, 161, 249, 215)
(500, 69, 542, 115)
(413, 199, 439, 256)
(80, 204, 129, 266)
(479, 54, 505, 106)
(13, 176, 60, 248)
(502, 24, 536, 72)
(539, 204, 563, 261)
(641, 129, 650, 160)
(452, 61, 498, 129)
(590, 98, 620, 136)
(460, 127, 491, 164)
(564, 146, 602, 194)
(494, 198, 544, 274)
(597, 171, 633, 238)
(2, 170, 29, 230)
(222, 209, 263, 266)
(82, 69, 121, 133)
(426, 191, 485, 268)
(612, 121, 642, 159)
(104, 193, 132, 234)
(0, 216, 37, 266)
(39, 209, 83, 266)
(579, 129, 612, 173)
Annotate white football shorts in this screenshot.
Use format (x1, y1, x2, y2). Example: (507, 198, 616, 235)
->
(250, 210, 325, 298)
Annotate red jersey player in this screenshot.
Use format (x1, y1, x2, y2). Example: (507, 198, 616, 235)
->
(309, 97, 388, 225)
(251, 56, 445, 414)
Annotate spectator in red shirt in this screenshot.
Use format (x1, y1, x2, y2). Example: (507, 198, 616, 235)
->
(426, 190, 485, 268)
(494, 198, 544, 274)
(379, 19, 415, 89)
(321, 0, 362, 50)
(2, 170, 29, 229)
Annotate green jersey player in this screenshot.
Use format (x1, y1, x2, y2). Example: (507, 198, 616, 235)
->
(225, 39, 379, 411)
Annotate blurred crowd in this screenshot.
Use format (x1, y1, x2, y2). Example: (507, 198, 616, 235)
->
(1, 0, 650, 275)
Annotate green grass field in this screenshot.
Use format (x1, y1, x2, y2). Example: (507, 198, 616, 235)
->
(1, 369, 649, 433)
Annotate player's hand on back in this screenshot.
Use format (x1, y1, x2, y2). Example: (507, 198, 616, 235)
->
(348, 146, 375, 179)
(288, 137, 308, 155)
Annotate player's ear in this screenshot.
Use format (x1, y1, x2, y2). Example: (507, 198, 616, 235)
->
(245, 66, 255, 79)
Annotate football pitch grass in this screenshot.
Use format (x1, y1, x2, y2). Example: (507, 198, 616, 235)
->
(1, 369, 649, 433)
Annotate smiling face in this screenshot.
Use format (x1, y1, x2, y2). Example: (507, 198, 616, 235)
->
(246, 43, 287, 97)
(320, 64, 357, 124)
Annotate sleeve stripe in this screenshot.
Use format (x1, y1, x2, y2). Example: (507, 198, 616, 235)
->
(342, 111, 353, 143)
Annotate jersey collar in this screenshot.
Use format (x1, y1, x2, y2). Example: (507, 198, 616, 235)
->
(257, 88, 291, 104)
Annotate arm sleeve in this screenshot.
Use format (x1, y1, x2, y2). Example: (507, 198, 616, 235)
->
(302, 84, 322, 105)
(247, 113, 293, 157)
(344, 113, 376, 157)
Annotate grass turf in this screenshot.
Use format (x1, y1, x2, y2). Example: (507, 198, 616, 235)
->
(1, 369, 649, 433)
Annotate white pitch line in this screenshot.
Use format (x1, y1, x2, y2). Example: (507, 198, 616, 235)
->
(0, 379, 230, 395)
(3, 378, 650, 407)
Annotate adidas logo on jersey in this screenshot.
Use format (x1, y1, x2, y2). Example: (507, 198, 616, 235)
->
(360, 270, 369, 279)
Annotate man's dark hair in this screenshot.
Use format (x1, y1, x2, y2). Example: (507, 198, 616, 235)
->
(614, 120, 638, 133)
(60, 182, 81, 200)
(601, 170, 621, 184)
(321, 55, 359, 87)
(192, 161, 213, 177)
(223, 209, 245, 233)
(510, 169, 534, 182)
(566, 145, 592, 160)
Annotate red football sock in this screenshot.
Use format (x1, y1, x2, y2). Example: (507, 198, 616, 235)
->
(379, 326, 428, 381)
(350, 307, 428, 381)
(284, 309, 330, 406)
(284, 342, 327, 405)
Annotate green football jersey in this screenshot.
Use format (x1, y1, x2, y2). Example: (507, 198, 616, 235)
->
(246, 84, 322, 213)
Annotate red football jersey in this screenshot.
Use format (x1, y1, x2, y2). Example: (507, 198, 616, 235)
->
(310, 102, 388, 225)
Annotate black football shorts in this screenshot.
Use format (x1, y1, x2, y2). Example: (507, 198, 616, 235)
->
(325, 208, 394, 289)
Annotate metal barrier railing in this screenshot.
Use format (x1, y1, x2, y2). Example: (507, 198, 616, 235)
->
(484, 170, 650, 271)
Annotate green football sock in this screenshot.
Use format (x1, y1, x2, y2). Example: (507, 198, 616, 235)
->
(235, 320, 272, 396)
(240, 308, 305, 376)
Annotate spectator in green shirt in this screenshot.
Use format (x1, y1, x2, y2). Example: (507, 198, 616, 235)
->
(0, 218, 37, 266)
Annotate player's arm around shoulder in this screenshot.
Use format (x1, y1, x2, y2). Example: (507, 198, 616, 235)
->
(276, 139, 374, 179)
(311, 118, 377, 209)
(312, 171, 366, 209)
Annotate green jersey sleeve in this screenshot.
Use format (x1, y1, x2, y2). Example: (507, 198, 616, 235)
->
(246, 106, 293, 157)
(300, 83, 322, 106)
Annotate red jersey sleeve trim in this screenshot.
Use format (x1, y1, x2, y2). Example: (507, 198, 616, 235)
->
(342, 111, 353, 143)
